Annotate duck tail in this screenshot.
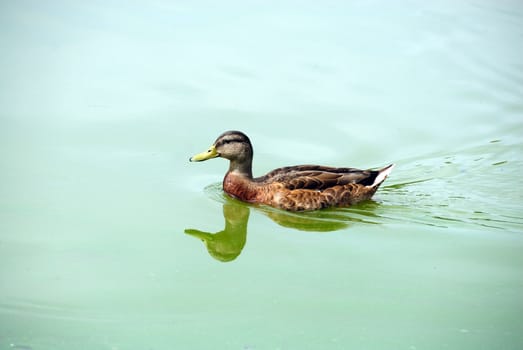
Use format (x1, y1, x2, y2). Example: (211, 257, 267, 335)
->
(370, 164, 395, 187)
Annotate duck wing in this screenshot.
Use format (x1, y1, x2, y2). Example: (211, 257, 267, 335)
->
(255, 165, 380, 190)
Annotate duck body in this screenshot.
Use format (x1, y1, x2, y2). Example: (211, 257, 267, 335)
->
(190, 131, 394, 211)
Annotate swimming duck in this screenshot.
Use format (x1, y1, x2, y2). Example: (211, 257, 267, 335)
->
(190, 130, 394, 211)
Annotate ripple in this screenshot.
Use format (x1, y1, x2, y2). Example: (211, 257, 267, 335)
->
(9, 345, 33, 350)
(381, 140, 523, 230)
(0, 299, 118, 323)
(204, 182, 227, 202)
(0, 298, 182, 326)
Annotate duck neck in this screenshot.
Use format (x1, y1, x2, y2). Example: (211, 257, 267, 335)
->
(228, 158, 253, 179)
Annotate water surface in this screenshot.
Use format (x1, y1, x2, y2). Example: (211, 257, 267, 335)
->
(1, 1, 522, 349)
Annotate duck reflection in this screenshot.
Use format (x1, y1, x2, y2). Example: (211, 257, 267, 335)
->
(262, 208, 349, 232)
(185, 202, 249, 262)
(185, 198, 356, 262)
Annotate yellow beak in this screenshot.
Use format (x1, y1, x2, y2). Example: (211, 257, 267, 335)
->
(190, 145, 219, 162)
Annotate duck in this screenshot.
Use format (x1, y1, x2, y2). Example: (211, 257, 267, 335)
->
(189, 130, 394, 211)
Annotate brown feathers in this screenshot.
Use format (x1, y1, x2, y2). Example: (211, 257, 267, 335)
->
(190, 131, 394, 211)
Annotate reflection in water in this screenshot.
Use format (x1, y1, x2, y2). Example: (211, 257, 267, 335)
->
(261, 207, 349, 232)
(185, 202, 249, 262)
(185, 198, 359, 262)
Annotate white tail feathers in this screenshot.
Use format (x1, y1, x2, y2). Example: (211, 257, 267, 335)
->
(370, 164, 395, 187)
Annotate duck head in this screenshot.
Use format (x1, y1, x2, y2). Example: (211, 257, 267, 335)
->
(190, 130, 254, 177)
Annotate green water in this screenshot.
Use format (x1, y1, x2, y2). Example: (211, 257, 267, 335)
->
(1, 1, 523, 349)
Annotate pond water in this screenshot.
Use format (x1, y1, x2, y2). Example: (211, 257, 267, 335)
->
(1, 1, 523, 349)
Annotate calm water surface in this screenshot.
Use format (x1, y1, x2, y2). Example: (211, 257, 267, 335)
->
(1, 1, 523, 349)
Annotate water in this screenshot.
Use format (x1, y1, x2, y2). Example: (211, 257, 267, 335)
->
(1, 1, 523, 349)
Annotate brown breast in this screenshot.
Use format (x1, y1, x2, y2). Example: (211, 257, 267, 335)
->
(223, 172, 259, 202)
